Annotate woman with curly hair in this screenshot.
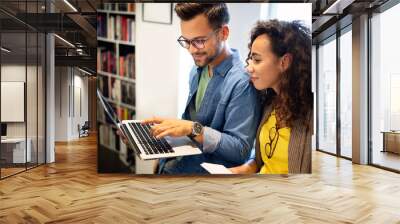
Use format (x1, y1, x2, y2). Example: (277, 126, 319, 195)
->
(229, 20, 313, 174)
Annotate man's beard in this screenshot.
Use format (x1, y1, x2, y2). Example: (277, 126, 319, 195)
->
(193, 43, 222, 67)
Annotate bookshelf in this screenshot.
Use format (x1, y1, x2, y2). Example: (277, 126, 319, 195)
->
(97, 3, 136, 173)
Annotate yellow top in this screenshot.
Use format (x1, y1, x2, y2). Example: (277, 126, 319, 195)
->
(259, 110, 291, 174)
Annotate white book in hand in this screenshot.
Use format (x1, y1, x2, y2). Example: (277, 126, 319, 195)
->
(201, 162, 232, 174)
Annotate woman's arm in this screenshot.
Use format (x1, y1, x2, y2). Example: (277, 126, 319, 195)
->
(229, 159, 258, 174)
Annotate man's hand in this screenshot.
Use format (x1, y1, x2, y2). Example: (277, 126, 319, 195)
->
(116, 129, 128, 144)
(142, 117, 193, 139)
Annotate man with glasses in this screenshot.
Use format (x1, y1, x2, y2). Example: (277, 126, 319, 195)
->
(143, 3, 261, 174)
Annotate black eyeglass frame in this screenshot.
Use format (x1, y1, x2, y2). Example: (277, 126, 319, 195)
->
(263, 125, 280, 159)
(177, 29, 221, 49)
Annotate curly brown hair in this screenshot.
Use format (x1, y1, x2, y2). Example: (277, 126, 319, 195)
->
(247, 20, 313, 128)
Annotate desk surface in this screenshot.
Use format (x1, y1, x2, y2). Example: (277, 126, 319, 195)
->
(1, 138, 28, 143)
(381, 131, 400, 134)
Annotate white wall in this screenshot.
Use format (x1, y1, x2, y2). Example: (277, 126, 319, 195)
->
(72, 73, 89, 138)
(227, 3, 262, 60)
(1, 65, 32, 138)
(55, 66, 68, 141)
(1, 64, 45, 164)
(135, 3, 183, 121)
(265, 3, 312, 28)
(1, 65, 26, 139)
(54, 67, 89, 141)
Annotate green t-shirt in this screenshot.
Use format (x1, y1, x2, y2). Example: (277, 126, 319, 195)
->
(195, 66, 212, 112)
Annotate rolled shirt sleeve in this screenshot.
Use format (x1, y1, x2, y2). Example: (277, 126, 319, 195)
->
(202, 126, 222, 153)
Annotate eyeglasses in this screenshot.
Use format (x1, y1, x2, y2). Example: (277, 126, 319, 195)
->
(264, 125, 280, 159)
(177, 29, 220, 49)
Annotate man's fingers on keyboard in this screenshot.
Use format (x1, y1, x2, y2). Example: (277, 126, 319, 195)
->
(156, 127, 183, 139)
(142, 117, 164, 124)
(155, 129, 175, 139)
(152, 124, 173, 136)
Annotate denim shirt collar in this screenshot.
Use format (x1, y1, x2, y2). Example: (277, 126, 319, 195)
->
(195, 48, 241, 77)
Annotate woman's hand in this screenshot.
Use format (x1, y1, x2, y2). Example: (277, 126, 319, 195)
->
(229, 166, 244, 174)
(228, 160, 258, 174)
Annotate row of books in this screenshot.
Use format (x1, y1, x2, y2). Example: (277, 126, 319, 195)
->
(98, 48, 117, 74)
(98, 98, 135, 124)
(97, 14, 107, 38)
(98, 76, 135, 107)
(97, 100, 106, 124)
(110, 79, 136, 105)
(97, 14, 136, 43)
(100, 3, 135, 12)
(119, 53, 135, 79)
(99, 124, 120, 151)
(120, 81, 135, 105)
(97, 48, 135, 78)
(98, 75, 110, 98)
(116, 107, 135, 121)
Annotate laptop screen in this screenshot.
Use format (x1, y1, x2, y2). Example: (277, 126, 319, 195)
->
(97, 89, 122, 128)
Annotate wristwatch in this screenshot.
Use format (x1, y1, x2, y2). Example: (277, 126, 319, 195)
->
(188, 122, 203, 138)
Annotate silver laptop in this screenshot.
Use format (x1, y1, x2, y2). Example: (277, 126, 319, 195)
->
(97, 89, 201, 160)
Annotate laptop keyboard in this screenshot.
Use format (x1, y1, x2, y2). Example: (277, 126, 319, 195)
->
(122, 122, 174, 155)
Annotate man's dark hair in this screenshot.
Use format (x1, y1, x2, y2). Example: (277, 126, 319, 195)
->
(174, 3, 230, 30)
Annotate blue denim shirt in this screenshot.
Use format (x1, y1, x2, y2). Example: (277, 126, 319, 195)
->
(160, 49, 261, 174)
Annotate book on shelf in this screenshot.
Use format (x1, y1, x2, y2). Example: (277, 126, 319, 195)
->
(98, 75, 109, 98)
(99, 124, 120, 151)
(97, 48, 101, 73)
(100, 3, 135, 12)
(98, 96, 135, 126)
(118, 3, 135, 12)
(117, 107, 135, 120)
(99, 124, 109, 147)
(97, 14, 107, 38)
(97, 49, 116, 74)
(109, 127, 116, 150)
(110, 78, 121, 102)
(112, 15, 136, 43)
(121, 81, 135, 105)
(97, 12, 135, 43)
(97, 100, 106, 123)
(119, 53, 135, 79)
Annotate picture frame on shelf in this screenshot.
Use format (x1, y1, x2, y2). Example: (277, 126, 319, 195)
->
(142, 3, 172, 25)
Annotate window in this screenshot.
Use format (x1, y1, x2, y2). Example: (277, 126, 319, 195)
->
(0, 1, 47, 179)
(339, 27, 352, 158)
(317, 36, 337, 154)
(370, 2, 400, 171)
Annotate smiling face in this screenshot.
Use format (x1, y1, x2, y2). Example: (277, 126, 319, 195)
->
(180, 14, 223, 67)
(247, 34, 288, 92)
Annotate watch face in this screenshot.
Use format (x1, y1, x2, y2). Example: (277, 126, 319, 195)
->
(193, 122, 203, 135)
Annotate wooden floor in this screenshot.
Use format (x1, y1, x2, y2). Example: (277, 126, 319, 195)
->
(372, 150, 400, 171)
(1, 135, 400, 223)
(1, 167, 26, 178)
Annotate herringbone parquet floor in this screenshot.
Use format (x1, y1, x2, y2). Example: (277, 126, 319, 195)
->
(1, 134, 400, 223)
